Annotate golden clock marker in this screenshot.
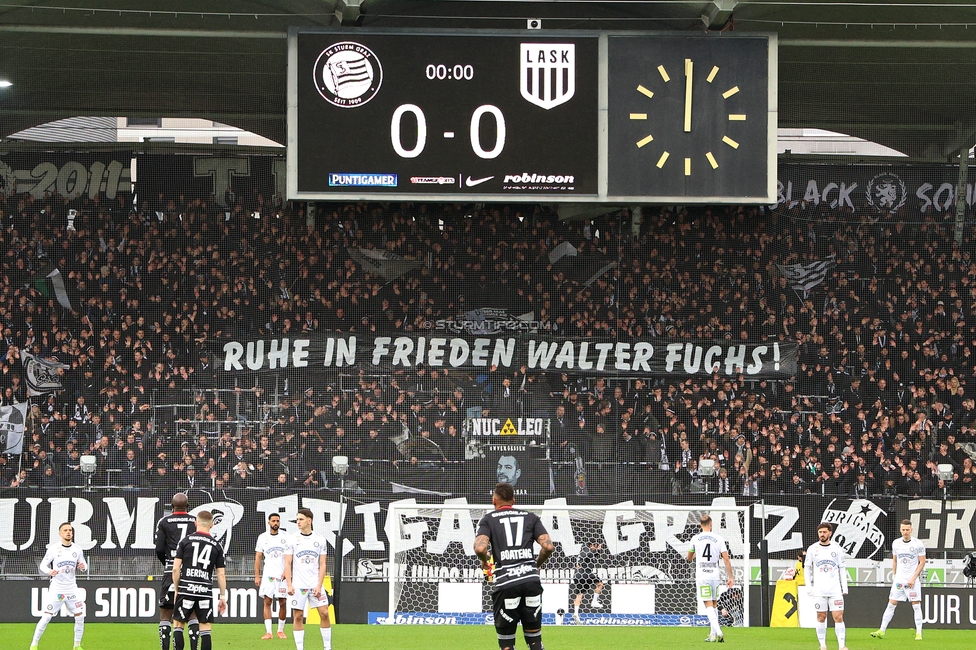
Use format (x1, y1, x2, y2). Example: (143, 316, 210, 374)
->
(683, 58, 693, 133)
(722, 136, 739, 149)
(706, 152, 719, 169)
(729, 114, 747, 121)
(636, 134, 654, 148)
(656, 152, 670, 168)
(657, 65, 670, 82)
(637, 84, 654, 99)
(630, 113, 648, 120)
(706, 66, 719, 83)
(684, 158, 691, 176)
(722, 86, 740, 99)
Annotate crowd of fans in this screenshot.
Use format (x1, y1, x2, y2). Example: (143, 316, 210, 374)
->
(2, 180, 976, 499)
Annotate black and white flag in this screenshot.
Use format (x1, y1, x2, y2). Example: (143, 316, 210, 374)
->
(347, 247, 424, 282)
(21, 351, 69, 396)
(775, 255, 836, 298)
(0, 402, 27, 455)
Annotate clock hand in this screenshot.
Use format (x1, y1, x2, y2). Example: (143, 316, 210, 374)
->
(684, 58, 693, 133)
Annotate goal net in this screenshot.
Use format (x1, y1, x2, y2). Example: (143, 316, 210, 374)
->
(386, 500, 749, 627)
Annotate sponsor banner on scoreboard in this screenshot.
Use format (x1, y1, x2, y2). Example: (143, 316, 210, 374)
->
(0, 152, 132, 199)
(776, 163, 976, 215)
(5, 490, 975, 567)
(217, 334, 796, 378)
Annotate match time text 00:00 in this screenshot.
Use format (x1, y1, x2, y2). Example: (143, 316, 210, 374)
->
(426, 64, 475, 81)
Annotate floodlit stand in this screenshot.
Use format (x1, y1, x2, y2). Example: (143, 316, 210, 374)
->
(80, 455, 97, 491)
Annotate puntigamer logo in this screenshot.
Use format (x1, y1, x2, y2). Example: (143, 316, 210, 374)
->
(313, 41, 383, 108)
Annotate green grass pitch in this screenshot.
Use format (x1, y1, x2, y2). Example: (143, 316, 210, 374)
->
(7, 623, 972, 650)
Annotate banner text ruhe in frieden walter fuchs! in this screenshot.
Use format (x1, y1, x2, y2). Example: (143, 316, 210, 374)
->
(218, 334, 796, 378)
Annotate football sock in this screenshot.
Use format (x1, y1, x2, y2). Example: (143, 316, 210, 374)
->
(200, 629, 211, 650)
(278, 618, 287, 633)
(74, 616, 85, 646)
(320, 627, 332, 650)
(524, 630, 544, 650)
(913, 603, 923, 634)
(160, 621, 172, 650)
(497, 633, 516, 650)
(174, 628, 185, 650)
(880, 603, 896, 632)
(294, 629, 305, 650)
(815, 620, 827, 648)
(188, 621, 200, 650)
(31, 613, 52, 645)
(835, 622, 846, 648)
(265, 619, 273, 634)
(705, 606, 720, 636)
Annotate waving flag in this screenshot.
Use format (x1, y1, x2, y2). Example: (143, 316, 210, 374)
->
(775, 255, 836, 298)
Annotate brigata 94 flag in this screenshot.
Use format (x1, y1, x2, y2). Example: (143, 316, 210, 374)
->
(217, 334, 796, 378)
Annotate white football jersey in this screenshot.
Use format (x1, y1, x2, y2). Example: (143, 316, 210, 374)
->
(287, 532, 327, 590)
(689, 531, 728, 581)
(255, 531, 289, 580)
(40, 542, 86, 592)
(891, 536, 926, 581)
(805, 541, 847, 597)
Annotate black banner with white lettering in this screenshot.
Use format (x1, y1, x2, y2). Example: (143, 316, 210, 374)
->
(0, 489, 935, 566)
(776, 163, 972, 216)
(217, 335, 797, 378)
(0, 152, 132, 200)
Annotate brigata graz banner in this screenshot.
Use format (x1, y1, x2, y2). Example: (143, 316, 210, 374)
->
(218, 335, 796, 378)
(4, 489, 963, 566)
(0, 152, 132, 200)
(777, 162, 975, 215)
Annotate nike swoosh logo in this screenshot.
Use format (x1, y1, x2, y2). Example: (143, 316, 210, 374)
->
(465, 175, 494, 187)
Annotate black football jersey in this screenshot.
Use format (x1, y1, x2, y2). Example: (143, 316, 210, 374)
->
(155, 512, 198, 570)
(476, 507, 548, 590)
(174, 531, 226, 596)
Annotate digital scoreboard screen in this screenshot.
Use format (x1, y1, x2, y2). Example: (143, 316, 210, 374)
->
(290, 30, 600, 201)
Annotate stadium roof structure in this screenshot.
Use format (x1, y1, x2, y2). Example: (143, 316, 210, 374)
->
(1, 0, 976, 161)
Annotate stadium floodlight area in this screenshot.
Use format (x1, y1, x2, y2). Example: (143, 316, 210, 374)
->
(386, 501, 749, 627)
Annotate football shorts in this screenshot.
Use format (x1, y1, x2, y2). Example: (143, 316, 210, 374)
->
(175, 594, 215, 624)
(290, 587, 330, 613)
(491, 582, 544, 635)
(42, 587, 85, 616)
(259, 577, 288, 599)
(812, 594, 845, 612)
(889, 579, 922, 602)
(696, 578, 721, 603)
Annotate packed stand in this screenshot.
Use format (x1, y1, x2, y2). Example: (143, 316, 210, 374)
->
(0, 187, 974, 499)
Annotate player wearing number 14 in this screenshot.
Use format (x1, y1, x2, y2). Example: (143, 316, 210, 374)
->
(687, 515, 735, 643)
(171, 511, 228, 650)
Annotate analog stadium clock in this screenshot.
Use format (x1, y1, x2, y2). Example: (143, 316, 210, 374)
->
(606, 33, 777, 203)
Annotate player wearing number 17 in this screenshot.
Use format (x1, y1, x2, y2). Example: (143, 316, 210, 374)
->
(474, 482, 555, 650)
(687, 514, 735, 643)
(171, 511, 228, 650)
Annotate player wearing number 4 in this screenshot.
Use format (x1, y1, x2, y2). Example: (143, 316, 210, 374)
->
(687, 514, 735, 643)
(284, 508, 332, 650)
(30, 522, 87, 650)
(805, 522, 849, 650)
(871, 519, 926, 641)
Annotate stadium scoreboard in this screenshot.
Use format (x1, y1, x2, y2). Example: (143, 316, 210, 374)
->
(288, 29, 777, 204)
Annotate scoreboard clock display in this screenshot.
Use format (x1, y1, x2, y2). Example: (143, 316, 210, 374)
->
(605, 33, 777, 202)
(289, 29, 599, 201)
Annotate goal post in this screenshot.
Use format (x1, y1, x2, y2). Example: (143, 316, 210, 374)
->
(386, 500, 750, 627)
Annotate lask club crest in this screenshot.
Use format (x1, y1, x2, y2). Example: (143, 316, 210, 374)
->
(520, 43, 575, 110)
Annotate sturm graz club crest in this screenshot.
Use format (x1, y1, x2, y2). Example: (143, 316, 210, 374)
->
(866, 172, 907, 214)
(820, 498, 886, 559)
(520, 43, 575, 110)
(313, 41, 383, 108)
